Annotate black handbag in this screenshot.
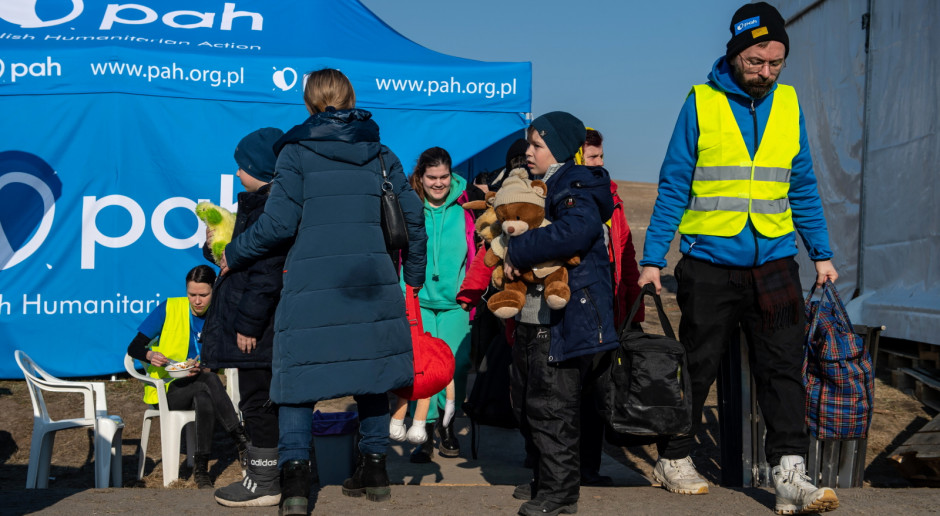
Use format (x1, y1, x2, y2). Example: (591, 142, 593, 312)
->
(600, 283, 693, 437)
(378, 153, 408, 251)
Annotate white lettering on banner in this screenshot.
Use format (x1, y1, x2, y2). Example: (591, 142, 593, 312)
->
(81, 195, 146, 269)
(162, 11, 214, 30)
(151, 197, 199, 249)
(100, 3, 262, 31)
(0, 57, 62, 83)
(19, 292, 162, 315)
(79, 175, 236, 269)
(0, 172, 56, 270)
(0, 294, 11, 315)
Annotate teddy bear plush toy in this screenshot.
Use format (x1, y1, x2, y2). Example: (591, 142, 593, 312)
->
(483, 169, 580, 319)
(195, 201, 235, 266)
(460, 188, 505, 288)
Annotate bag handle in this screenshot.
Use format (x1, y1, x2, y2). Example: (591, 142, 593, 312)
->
(806, 279, 851, 338)
(404, 285, 424, 339)
(619, 283, 676, 340)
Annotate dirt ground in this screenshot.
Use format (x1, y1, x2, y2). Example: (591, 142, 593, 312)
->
(0, 181, 934, 492)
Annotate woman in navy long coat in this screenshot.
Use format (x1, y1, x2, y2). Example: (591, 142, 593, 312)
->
(223, 69, 426, 514)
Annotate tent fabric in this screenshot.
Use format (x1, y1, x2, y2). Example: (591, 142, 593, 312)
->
(774, 0, 940, 345)
(0, 0, 531, 378)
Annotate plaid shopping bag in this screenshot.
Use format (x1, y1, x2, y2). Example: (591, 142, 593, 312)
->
(803, 279, 874, 439)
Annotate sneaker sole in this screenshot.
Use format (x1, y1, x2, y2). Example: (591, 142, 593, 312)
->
(774, 488, 839, 514)
(651, 470, 709, 495)
(438, 447, 460, 458)
(342, 486, 366, 497)
(518, 501, 578, 516)
(215, 493, 280, 507)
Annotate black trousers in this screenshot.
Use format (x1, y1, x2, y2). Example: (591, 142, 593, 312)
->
(167, 371, 240, 456)
(511, 323, 611, 504)
(657, 257, 808, 466)
(237, 367, 278, 448)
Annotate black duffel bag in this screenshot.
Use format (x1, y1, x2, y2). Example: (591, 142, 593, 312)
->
(600, 283, 692, 438)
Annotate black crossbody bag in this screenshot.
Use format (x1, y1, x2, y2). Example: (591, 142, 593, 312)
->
(378, 152, 408, 250)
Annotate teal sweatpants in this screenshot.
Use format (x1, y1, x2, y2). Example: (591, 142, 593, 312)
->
(410, 306, 471, 424)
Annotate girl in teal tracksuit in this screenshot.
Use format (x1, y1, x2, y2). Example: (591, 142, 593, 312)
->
(401, 146, 475, 463)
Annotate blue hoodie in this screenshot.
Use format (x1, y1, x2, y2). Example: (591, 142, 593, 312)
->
(640, 57, 833, 269)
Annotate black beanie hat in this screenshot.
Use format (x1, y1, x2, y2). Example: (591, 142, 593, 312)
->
(530, 111, 585, 164)
(726, 2, 789, 61)
(234, 127, 284, 183)
(505, 138, 528, 171)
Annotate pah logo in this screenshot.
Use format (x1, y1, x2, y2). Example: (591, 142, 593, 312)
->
(272, 67, 297, 91)
(0, 0, 84, 28)
(0, 151, 62, 270)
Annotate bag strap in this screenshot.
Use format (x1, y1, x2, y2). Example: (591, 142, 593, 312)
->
(378, 152, 392, 190)
(806, 279, 851, 339)
(619, 283, 676, 340)
(404, 285, 424, 339)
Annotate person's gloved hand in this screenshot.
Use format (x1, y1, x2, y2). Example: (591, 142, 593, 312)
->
(443, 399, 456, 427)
(407, 420, 428, 444)
(389, 418, 407, 442)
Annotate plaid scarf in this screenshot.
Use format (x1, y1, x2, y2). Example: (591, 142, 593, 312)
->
(729, 258, 802, 331)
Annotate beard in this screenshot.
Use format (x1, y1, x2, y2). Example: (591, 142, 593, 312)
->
(733, 65, 779, 99)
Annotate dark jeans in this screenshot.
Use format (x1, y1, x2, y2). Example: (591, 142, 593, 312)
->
(510, 323, 611, 504)
(166, 371, 240, 456)
(657, 257, 808, 466)
(238, 367, 278, 448)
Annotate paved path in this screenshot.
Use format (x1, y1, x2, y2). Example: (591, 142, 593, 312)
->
(4, 416, 939, 515)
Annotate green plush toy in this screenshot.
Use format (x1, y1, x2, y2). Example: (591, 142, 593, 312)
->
(195, 201, 235, 266)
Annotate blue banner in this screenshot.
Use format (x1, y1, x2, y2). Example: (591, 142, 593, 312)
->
(0, 1, 530, 379)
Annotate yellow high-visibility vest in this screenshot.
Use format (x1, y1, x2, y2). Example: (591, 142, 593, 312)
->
(678, 83, 799, 238)
(142, 297, 191, 405)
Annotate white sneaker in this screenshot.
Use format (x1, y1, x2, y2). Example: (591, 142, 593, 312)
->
(772, 455, 839, 514)
(652, 457, 709, 495)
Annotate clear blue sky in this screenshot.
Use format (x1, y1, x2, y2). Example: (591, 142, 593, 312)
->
(360, 0, 745, 183)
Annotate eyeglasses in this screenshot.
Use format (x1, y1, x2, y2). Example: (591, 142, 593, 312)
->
(738, 55, 786, 73)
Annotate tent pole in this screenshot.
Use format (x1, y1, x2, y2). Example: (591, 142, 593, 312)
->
(856, 0, 874, 298)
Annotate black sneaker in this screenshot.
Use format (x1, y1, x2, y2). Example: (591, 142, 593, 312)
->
(518, 499, 578, 516)
(580, 470, 613, 487)
(512, 481, 536, 500)
(436, 420, 460, 458)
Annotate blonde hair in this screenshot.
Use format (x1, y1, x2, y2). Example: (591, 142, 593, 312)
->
(303, 69, 356, 114)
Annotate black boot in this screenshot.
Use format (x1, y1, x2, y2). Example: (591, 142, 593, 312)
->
(279, 459, 310, 516)
(229, 424, 251, 476)
(409, 423, 435, 463)
(193, 454, 213, 489)
(214, 446, 281, 507)
(342, 453, 391, 502)
(436, 420, 460, 458)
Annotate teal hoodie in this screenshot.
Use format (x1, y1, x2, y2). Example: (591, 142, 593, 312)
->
(406, 173, 470, 311)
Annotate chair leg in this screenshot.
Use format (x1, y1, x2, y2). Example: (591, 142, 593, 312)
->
(111, 425, 124, 487)
(34, 431, 56, 489)
(138, 416, 153, 481)
(25, 427, 46, 488)
(160, 420, 183, 486)
(95, 417, 124, 488)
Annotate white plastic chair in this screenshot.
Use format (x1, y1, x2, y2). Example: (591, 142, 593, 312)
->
(15, 350, 124, 489)
(123, 354, 196, 486)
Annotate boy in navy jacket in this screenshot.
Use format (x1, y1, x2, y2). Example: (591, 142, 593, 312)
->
(504, 111, 618, 516)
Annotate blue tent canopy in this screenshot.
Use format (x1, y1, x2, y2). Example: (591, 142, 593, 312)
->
(0, 0, 531, 378)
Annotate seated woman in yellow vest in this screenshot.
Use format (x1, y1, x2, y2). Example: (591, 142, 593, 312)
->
(126, 264, 249, 489)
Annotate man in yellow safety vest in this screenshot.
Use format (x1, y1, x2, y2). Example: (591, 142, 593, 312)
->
(638, 2, 839, 514)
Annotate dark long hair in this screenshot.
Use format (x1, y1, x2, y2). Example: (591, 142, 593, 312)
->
(409, 146, 452, 203)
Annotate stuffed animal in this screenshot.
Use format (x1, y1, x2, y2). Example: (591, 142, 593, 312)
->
(484, 169, 580, 319)
(389, 381, 456, 445)
(195, 201, 235, 266)
(460, 191, 505, 288)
